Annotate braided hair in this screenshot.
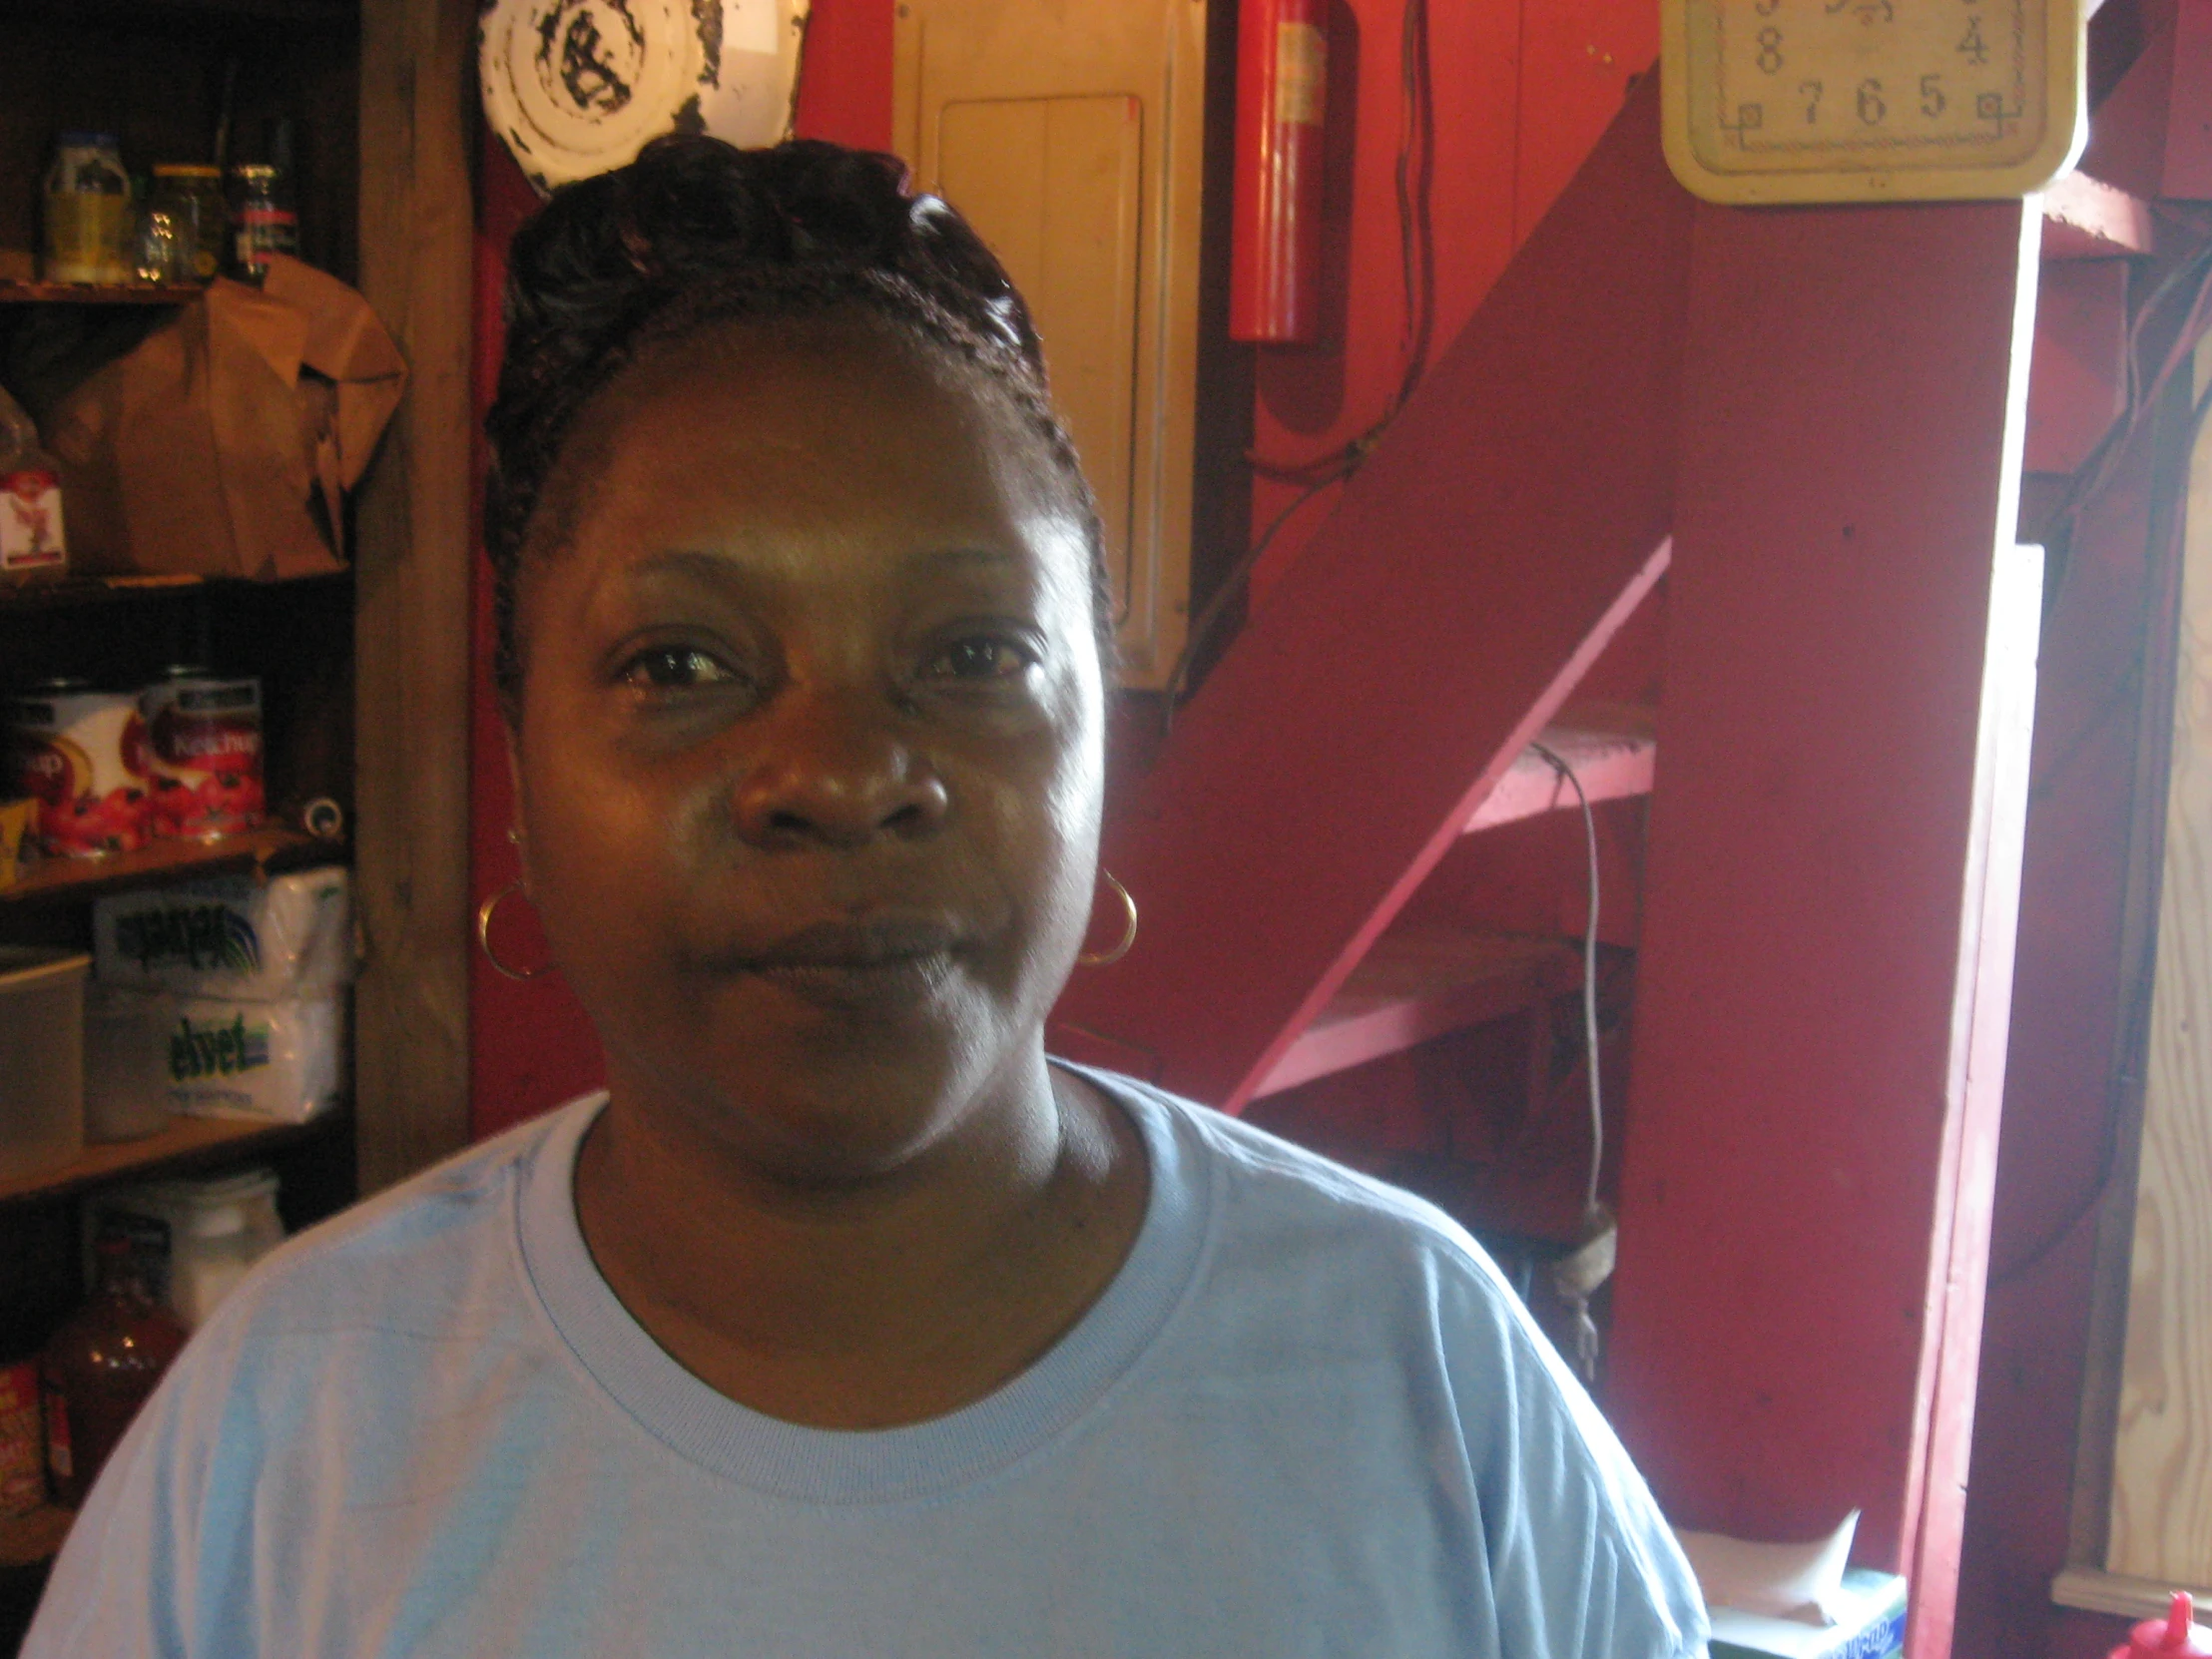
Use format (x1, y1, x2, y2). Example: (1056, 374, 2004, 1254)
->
(484, 135, 1109, 719)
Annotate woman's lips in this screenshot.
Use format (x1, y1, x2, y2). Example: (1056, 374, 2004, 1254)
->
(726, 916, 964, 1010)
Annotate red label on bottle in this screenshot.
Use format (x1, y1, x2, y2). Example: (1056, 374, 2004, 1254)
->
(0, 1364, 42, 1517)
(0, 467, 65, 573)
(41, 1381, 72, 1480)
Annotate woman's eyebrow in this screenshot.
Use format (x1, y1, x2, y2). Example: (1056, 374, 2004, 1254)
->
(620, 547, 1019, 582)
(622, 547, 752, 587)
(905, 546, 1021, 572)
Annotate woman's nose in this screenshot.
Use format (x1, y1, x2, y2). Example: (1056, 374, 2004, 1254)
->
(729, 687, 949, 847)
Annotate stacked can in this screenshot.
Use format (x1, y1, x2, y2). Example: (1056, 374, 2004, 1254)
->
(5, 682, 150, 857)
(142, 671, 265, 840)
(5, 672, 263, 859)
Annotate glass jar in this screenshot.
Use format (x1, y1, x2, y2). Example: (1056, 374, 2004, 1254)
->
(42, 132, 132, 285)
(143, 164, 226, 284)
(129, 176, 179, 287)
(228, 163, 297, 283)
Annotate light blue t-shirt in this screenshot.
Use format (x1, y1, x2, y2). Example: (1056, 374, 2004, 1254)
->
(27, 1066, 1708, 1659)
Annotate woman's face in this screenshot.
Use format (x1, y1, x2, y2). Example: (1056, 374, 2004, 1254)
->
(509, 316, 1108, 1183)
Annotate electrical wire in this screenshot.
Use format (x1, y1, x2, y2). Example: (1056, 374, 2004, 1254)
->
(2034, 219, 2212, 632)
(1163, 0, 1436, 726)
(1532, 741, 1604, 1217)
(1161, 473, 1338, 716)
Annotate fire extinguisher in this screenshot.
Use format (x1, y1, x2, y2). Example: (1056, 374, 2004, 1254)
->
(1230, 0, 1328, 344)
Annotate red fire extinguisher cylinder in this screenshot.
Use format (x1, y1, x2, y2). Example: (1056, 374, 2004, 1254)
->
(1230, 0, 1329, 344)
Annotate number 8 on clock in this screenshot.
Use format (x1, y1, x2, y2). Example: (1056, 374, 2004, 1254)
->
(1662, 0, 2085, 203)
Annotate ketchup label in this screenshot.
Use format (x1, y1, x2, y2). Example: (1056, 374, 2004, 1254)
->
(144, 679, 265, 839)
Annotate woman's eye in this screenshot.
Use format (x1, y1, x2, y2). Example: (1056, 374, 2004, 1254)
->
(619, 646, 739, 691)
(927, 637, 1032, 682)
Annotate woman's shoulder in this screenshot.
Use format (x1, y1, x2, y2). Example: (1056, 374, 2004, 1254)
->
(201, 1092, 601, 1349)
(1076, 1066, 1526, 1320)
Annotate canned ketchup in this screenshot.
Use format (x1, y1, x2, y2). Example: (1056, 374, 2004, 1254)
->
(6, 681, 151, 857)
(143, 675, 265, 839)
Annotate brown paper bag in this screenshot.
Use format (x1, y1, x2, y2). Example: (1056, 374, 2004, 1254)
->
(47, 256, 406, 581)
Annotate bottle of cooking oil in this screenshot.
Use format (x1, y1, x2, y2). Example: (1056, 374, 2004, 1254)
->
(42, 133, 133, 286)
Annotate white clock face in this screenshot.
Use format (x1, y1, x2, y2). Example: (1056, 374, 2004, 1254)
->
(1664, 0, 2083, 203)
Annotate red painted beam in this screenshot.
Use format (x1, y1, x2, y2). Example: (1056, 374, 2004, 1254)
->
(2171, 0, 2212, 196)
(2040, 172, 2156, 259)
(1464, 707, 1658, 832)
(1251, 929, 1581, 1098)
(2026, 260, 2130, 475)
(1052, 78, 1691, 1111)
(2080, 0, 2212, 201)
(1607, 195, 2041, 1659)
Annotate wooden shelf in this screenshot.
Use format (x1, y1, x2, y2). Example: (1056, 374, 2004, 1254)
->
(1, 828, 339, 907)
(0, 0, 355, 32)
(0, 1110, 335, 1208)
(0, 569, 348, 613)
(0, 1504, 73, 1570)
(1253, 928, 1582, 1098)
(0, 572, 209, 611)
(1464, 705, 1658, 833)
(0, 280, 202, 306)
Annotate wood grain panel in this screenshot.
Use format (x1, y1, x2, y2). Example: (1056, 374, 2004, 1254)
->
(352, 0, 475, 1191)
(895, 0, 1206, 687)
(937, 95, 1144, 601)
(2108, 338, 2212, 1585)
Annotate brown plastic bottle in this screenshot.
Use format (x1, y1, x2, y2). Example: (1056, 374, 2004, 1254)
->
(40, 1233, 188, 1508)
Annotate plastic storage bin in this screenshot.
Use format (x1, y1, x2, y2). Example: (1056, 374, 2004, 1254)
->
(0, 947, 90, 1183)
(84, 982, 173, 1143)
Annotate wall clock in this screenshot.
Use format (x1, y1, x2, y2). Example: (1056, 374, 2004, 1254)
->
(1661, 0, 2086, 204)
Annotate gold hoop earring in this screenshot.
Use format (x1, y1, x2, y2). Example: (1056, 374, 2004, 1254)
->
(476, 880, 552, 982)
(1077, 870, 1139, 967)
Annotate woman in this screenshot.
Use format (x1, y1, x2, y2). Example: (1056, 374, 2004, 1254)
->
(28, 138, 1707, 1658)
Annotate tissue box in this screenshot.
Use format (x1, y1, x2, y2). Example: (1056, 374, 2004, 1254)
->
(1707, 1570, 1907, 1659)
(95, 867, 351, 1001)
(95, 988, 344, 1124)
(166, 993, 343, 1123)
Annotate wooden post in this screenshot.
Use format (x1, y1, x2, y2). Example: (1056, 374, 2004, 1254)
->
(1608, 197, 2041, 1659)
(2103, 336, 2212, 1594)
(353, 0, 477, 1189)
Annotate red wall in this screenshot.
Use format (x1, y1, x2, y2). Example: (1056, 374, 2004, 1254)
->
(1246, 0, 1657, 603)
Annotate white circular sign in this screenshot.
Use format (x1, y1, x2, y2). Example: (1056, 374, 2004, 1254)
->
(480, 0, 811, 195)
